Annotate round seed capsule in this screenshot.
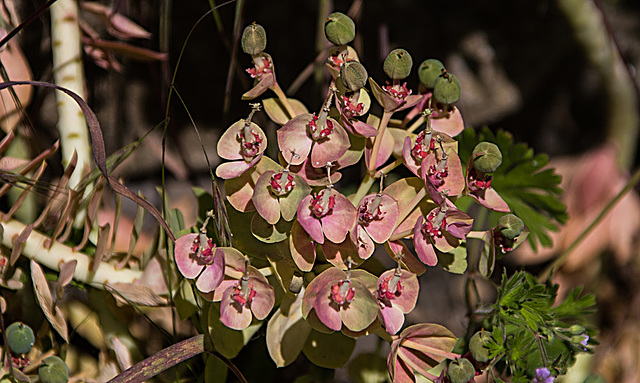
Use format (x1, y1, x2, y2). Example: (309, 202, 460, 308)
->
(340, 61, 368, 91)
(241, 23, 267, 55)
(497, 214, 525, 240)
(418, 59, 445, 89)
(472, 142, 502, 173)
(6, 322, 35, 355)
(469, 330, 492, 363)
(324, 12, 355, 46)
(383, 48, 413, 80)
(447, 358, 476, 383)
(433, 72, 461, 104)
(38, 356, 70, 383)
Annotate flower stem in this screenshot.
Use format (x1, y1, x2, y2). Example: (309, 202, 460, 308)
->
(271, 83, 297, 120)
(368, 111, 392, 175)
(538, 163, 640, 281)
(352, 173, 375, 205)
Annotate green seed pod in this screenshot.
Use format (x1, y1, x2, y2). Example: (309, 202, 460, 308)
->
(418, 59, 445, 89)
(383, 48, 413, 80)
(6, 322, 35, 355)
(447, 358, 476, 383)
(497, 214, 524, 241)
(340, 61, 368, 91)
(472, 142, 502, 173)
(324, 12, 355, 46)
(469, 330, 492, 363)
(38, 356, 69, 383)
(433, 72, 461, 104)
(241, 23, 267, 55)
(570, 325, 586, 335)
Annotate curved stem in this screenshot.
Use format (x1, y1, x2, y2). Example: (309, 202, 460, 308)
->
(270, 83, 297, 120)
(538, 163, 640, 281)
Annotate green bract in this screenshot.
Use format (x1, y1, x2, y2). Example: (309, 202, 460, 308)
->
(447, 358, 476, 383)
(38, 356, 70, 383)
(469, 330, 492, 362)
(324, 12, 355, 45)
(340, 61, 368, 91)
(418, 58, 444, 89)
(383, 48, 412, 80)
(6, 322, 35, 355)
(498, 214, 525, 240)
(472, 141, 503, 173)
(433, 72, 461, 104)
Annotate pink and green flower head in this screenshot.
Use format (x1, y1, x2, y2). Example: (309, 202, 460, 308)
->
(369, 77, 423, 113)
(377, 263, 419, 335)
(351, 179, 400, 259)
(301, 264, 379, 332)
(326, 45, 360, 78)
(213, 250, 275, 330)
(413, 203, 473, 266)
(174, 214, 225, 293)
(464, 154, 510, 212)
(277, 89, 350, 168)
(336, 90, 378, 137)
(296, 177, 357, 245)
(251, 152, 311, 225)
(216, 104, 267, 179)
(243, 52, 276, 99)
(387, 323, 459, 383)
(419, 137, 465, 205)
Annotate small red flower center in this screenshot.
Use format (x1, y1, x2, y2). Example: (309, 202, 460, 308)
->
(270, 171, 296, 196)
(311, 188, 336, 218)
(246, 57, 272, 79)
(328, 54, 345, 69)
(232, 279, 257, 306)
(422, 209, 447, 238)
(237, 128, 262, 160)
(428, 163, 449, 188)
(359, 194, 385, 224)
(382, 82, 412, 100)
(309, 114, 334, 140)
(411, 130, 435, 161)
(493, 229, 516, 254)
(340, 95, 364, 119)
(190, 234, 216, 264)
(331, 280, 355, 305)
(468, 168, 493, 192)
(11, 355, 30, 368)
(378, 274, 403, 300)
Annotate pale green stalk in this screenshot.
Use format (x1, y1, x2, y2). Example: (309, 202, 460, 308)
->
(0, 218, 143, 286)
(50, 0, 92, 189)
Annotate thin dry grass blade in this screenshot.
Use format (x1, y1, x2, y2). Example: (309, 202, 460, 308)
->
(4, 162, 46, 220)
(92, 223, 111, 274)
(10, 222, 31, 266)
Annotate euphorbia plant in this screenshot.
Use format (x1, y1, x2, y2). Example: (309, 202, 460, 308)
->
(165, 12, 594, 383)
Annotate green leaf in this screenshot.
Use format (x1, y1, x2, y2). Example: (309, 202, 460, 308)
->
(457, 127, 567, 251)
(347, 353, 388, 383)
(303, 330, 356, 369)
(436, 244, 468, 274)
(208, 304, 262, 359)
(251, 213, 292, 243)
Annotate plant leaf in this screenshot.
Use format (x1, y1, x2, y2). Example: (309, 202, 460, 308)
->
(457, 127, 567, 250)
(30, 260, 69, 342)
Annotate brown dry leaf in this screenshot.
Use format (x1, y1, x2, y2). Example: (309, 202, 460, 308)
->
(30, 260, 69, 342)
(513, 145, 640, 270)
(81, 2, 152, 40)
(10, 223, 32, 266)
(106, 282, 168, 307)
(56, 260, 77, 300)
(110, 336, 134, 371)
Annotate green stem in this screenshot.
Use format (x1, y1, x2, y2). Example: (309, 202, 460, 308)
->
(407, 115, 424, 134)
(368, 111, 392, 175)
(538, 164, 640, 281)
(271, 82, 297, 120)
(352, 173, 375, 205)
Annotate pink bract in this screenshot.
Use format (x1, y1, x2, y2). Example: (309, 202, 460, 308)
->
(174, 233, 225, 293)
(296, 187, 357, 245)
(216, 119, 267, 179)
(369, 78, 423, 113)
(465, 161, 510, 212)
(420, 147, 465, 205)
(377, 269, 419, 335)
(351, 193, 399, 259)
(301, 267, 379, 332)
(252, 170, 310, 224)
(277, 112, 350, 168)
(412, 206, 473, 266)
